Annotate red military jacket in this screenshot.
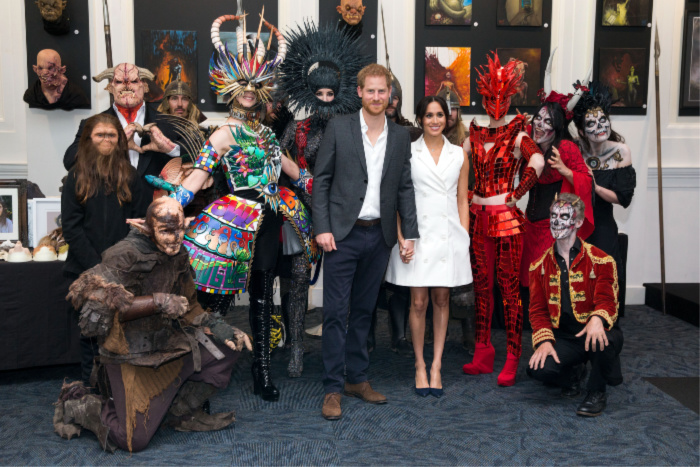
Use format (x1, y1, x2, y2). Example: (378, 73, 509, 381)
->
(528, 238, 619, 349)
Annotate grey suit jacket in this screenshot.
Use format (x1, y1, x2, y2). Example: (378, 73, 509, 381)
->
(312, 112, 419, 247)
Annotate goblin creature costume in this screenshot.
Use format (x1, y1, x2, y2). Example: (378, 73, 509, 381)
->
(57, 228, 242, 453)
(463, 52, 541, 386)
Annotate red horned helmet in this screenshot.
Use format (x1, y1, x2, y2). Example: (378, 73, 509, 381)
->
(476, 52, 522, 120)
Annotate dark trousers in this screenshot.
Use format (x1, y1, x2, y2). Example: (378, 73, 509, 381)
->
(102, 343, 239, 452)
(527, 327, 624, 392)
(322, 224, 391, 394)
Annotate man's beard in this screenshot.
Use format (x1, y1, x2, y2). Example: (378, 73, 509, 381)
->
(363, 100, 388, 117)
(385, 106, 397, 119)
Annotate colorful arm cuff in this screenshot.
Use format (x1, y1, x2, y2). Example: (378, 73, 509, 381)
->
(509, 166, 539, 202)
(532, 327, 556, 350)
(192, 140, 220, 174)
(519, 135, 541, 162)
(169, 184, 195, 207)
(291, 168, 313, 195)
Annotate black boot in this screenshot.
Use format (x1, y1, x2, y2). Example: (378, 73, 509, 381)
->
(387, 284, 412, 356)
(287, 254, 309, 378)
(249, 270, 280, 402)
(561, 364, 588, 398)
(576, 391, 607, 417)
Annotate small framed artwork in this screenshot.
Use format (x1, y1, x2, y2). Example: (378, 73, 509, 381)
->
(679, 7, 700, 115)
(497, 0, 544, 27)
(496, 48, 542, 106)
(425, 47, 472, 107)
(426, 0, 473, 26)
(28, 198, 61, 247)
(598, 47, 649, 108)
(0, 180, 28, 245)
(601, 0, 652, 27)
(140, 29, 198, 103)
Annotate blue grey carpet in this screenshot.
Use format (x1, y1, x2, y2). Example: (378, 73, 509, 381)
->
(0, 305, 698, 465)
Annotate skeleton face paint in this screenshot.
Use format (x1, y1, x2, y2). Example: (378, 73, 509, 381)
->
(584, 108, 611, 144)
(550, 202, 578, 240)
(337, 0, 366, 26)
(533, 106, 555, 146)
(111, 63, 146, 109)
(36, 0, 66, 22)
(147, 198, 185, 256)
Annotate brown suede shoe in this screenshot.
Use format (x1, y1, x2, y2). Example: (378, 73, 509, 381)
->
(322, 393, 342, 420)
(344, 381, 387, 404)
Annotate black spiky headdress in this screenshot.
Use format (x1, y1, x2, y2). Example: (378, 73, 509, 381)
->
(572, 80, 614, 130)
(277, 21, 371, 121)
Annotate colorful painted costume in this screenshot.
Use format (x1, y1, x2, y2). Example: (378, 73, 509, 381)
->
(463, 53, 542, 386)
(275, 21, 368, 376)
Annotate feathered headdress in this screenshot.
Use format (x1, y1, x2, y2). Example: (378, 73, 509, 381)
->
(208, 8, 287, 107)
(276, 21, 370, 120)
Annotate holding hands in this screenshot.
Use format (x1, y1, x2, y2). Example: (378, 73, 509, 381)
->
(399, 238, 415, 264)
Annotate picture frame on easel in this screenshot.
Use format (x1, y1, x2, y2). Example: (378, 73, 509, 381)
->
(0, 179, 29, 246)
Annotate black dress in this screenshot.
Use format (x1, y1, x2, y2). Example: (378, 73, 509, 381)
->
(586, 166, 636, 313)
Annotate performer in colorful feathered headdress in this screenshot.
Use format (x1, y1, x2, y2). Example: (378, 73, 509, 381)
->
(146, 5, 319, 403)
(461, 51, 545, 387)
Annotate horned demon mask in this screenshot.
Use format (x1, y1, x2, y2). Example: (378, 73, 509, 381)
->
(93, 63, 154, 109)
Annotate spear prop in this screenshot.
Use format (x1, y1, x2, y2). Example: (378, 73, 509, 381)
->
(380, 4, 390, 72)
(102, 0, 114, 104)
(653, 25, 667, 315)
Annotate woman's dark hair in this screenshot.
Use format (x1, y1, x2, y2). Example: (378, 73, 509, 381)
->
(73, 113, 133, 205)
(415, 95, 449, 128)
(531, 102, 572, 161)
(572, 80, 625, 152)
(0, 198, 8, 224)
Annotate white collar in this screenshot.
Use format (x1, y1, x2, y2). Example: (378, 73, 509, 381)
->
(359, 109, 388, 134)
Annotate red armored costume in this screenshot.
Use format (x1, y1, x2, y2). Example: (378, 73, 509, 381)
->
(462, 53, 543, 386)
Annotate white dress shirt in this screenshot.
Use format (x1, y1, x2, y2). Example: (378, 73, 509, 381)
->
(358, 109, 388, 220)
(112, 103, 180, 168)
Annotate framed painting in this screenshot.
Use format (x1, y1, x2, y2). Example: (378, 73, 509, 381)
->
(140, 30, 198, 103)
(0, 180, 28, 246)
(598, 47, 649, 108)
(497, 0, 544, 27)
(426, 0, 473, 26)
(679, 6, 700, 115)
(425, 47, 472, 107)
(601, 0, 652, 27)
(496, 48, 542, 106)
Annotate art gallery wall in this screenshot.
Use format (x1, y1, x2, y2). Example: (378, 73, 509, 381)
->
(0, 0, 697, 306)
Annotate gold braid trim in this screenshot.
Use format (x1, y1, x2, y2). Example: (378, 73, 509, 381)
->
(532, 328, 555, 349)
(529, 247, 551, 272)
(584, 243, 620, 321)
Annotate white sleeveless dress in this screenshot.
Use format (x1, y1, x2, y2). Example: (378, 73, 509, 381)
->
(385, 135, 473, 288)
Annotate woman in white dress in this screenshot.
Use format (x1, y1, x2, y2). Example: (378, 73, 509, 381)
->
(385, 96, 472, 397)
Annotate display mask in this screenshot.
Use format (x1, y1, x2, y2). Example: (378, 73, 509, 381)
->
(93, 63, 154, 109)
(337, 0, 366, 26)
(146, 198, 185, 256)
(550, 200, 578, 240)
(533, 107, 554, 146)
(476, 52, 521, 120)
(209, 12, 286, 115)
(33, 49, 66, 88)
(36, 0, 66, 22)
(584, 108, 611, 144)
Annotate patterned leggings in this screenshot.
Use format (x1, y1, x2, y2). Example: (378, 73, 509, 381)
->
(470, 210, 524, 358)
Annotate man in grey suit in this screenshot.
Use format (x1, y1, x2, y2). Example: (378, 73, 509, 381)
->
(312, 64, 419, 420)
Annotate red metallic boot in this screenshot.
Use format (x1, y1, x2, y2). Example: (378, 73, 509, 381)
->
(462, 343, 495, 375)
(497, 353, 519, 387)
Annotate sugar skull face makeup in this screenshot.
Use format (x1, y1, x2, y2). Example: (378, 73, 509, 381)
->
(533, 106, 555, 146)
(550, 201, 578, 240)
(584, 108, 611, 144)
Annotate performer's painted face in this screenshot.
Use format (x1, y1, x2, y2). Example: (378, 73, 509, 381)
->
(168, 94, 191, 117)
(358, 75, 390, 117)
(583, 108, 611, 144)
(110, 64, 146, 109)
(550, 201, 578, 240)
(35, 0, 66, 22)
(533, 107, 555, 146)
(337, 0, 366, 26)
(33, 50, 65, 87)
(421, 101, 447, 137)
(315, 88, 335, 103)
(148, 198, 185, 256)
(90, 122, 119, 156)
